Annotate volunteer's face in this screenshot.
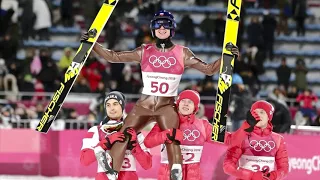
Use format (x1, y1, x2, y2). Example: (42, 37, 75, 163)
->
(255, 108, 269, 128)
(106, 99, 122, 120)
(178, 99, 195, 115)
(155, 26, 170, 39)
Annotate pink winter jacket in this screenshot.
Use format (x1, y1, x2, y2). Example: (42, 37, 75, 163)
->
(144, 113, 214, 180)
(223, 122, 289, 180)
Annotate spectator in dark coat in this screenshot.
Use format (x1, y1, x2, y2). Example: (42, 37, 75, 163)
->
(20, 0, 35, 40)
(135, 23, 152, 48)
(267, 98, 292, 133)
(0, 5, 14, 36)
(276, 57, 291, 91)
(214, 13, 226, 47)
(199, 13, 214, 45)
(230, 74, 253, 131)
(262, 10, 277, 61)
(294, 57, 308, 91)
(72, 78, 91, 93)
(179, 14, 195, 46)
(0, 32, 18, 62)
(292, 0, 307, 36)
(81, 0, 99, 29)
(105, 16, 121, 49)
(60, 0, 74, 27)
(247, 16, 264, 48)
(36, 49, 59, 93)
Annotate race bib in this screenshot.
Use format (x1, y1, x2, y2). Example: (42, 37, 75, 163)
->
(120, 150, 136, 171)
(239, 155, 275, 172)
(141, 72, 182, 97)
(97, 150, 136, 173)
(161, 145, 203, 164)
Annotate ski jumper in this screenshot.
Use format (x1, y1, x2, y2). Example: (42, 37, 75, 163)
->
(93, 43, 221, 124)
(80, 120, 152, 180)
(93, 42, 221, 171)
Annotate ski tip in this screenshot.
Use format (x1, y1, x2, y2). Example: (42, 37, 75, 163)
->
(104, 0, 117, 6)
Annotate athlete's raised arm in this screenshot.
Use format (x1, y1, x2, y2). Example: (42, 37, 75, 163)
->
(183, 45, 239, 75)
(80, 33, 142, 63)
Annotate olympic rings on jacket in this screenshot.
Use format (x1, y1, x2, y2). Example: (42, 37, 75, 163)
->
(249, 140, 276, 152)
(183, 129, 200, 141)
(148, 55, 177, 68)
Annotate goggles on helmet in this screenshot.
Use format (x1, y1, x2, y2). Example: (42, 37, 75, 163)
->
(151, 18, 175, 29)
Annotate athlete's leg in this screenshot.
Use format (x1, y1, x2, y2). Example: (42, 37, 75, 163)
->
(109, 105, 152, 172)
(156, 105, 182, 176)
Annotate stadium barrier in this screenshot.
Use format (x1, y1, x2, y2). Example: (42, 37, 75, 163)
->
(0, 129, 319, 179)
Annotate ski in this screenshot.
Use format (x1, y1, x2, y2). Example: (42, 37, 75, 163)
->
(211, 0, 242, 143)
(36, 0, 119, 133)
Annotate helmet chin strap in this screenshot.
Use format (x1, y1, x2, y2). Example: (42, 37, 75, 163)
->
(155, 37, 173, 49)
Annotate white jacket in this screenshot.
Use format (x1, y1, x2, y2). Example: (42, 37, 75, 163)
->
(33, 0, 52, 30)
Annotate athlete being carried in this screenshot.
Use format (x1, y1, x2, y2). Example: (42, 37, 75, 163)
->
(81, 10, 239, 180)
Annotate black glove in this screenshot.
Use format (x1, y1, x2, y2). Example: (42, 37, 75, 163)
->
(80, 29, 97, 43)
(124, 127, 138, 150)
(80, 32, 89, 42)
(226, 42, 240, 58)
(244, 110, 259, 132)
(166, 128, 183, 145)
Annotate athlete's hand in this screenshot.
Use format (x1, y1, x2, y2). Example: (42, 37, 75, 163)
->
(226, 42, 240, 58)
(263, 171, 276, 180)
(251, 171, 263, 180)
(251, 110, 260, 121)
(124, 127, 138, 150)
(245, 110, 260, 132)
(105, 132, 126, 149)
(163, 128, 183, 145)
(80, 32, 89, 42)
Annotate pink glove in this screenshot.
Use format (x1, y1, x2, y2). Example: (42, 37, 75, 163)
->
(251, 171, 263, 180)
(124, 127, 138, 150)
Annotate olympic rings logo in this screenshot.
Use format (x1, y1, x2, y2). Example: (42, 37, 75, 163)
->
(249, 140, 276, 152)
(148, 55, 176, 68)
(183, 129, 200, 141)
